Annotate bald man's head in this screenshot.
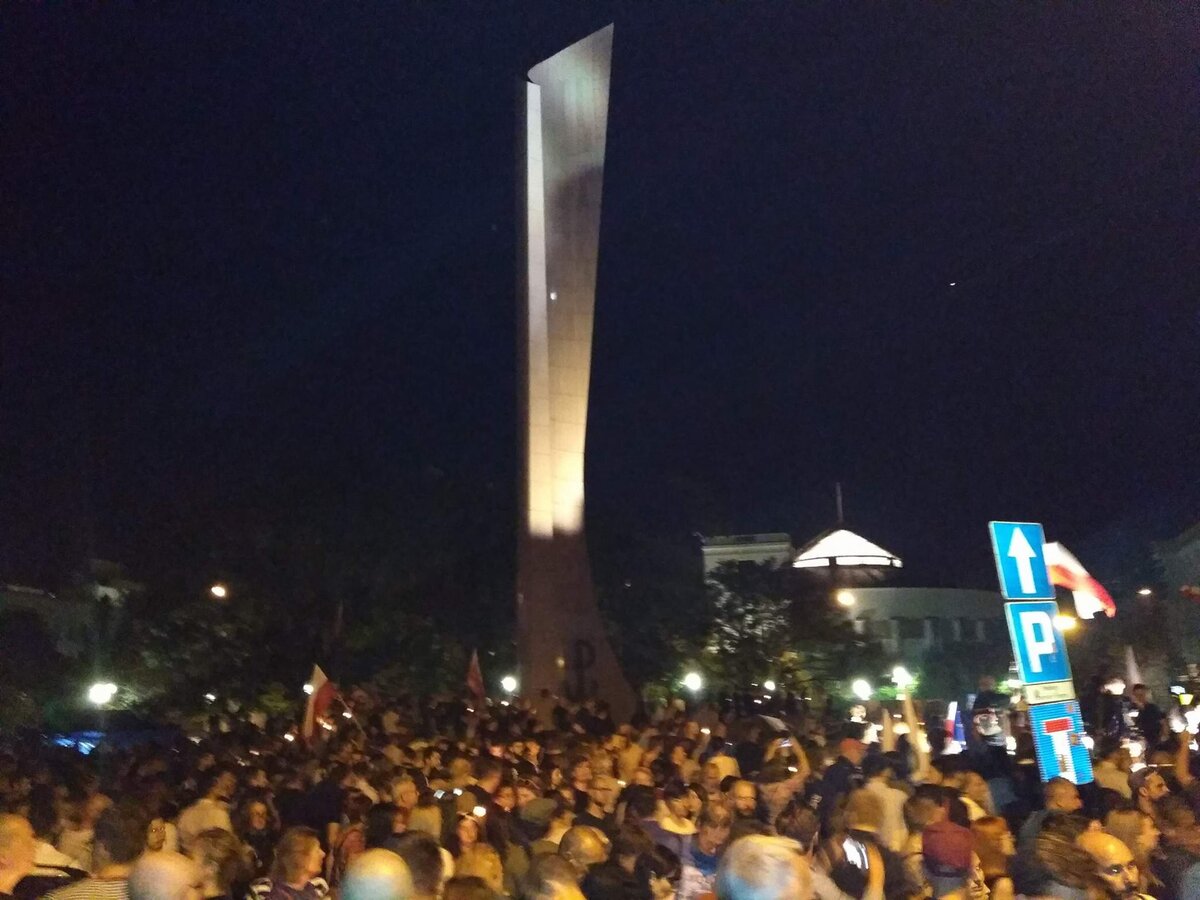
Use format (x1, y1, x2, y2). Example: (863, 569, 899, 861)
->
(341, 849, 414, 900)
(1045, 777, 1082, 813)
(558, 825, 610, 879)
(1078, 831, 1140, 899)
(129, 851, 202, 900)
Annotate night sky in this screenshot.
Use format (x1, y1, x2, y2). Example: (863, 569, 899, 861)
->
(3, 5, 1198, 589)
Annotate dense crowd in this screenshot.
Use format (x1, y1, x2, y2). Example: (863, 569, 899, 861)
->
(0, 678, 1198, 900)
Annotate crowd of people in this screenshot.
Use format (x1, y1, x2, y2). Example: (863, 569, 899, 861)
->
(0, 678, 1198, 900)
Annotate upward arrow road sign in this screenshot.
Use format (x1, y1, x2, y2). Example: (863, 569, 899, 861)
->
(989, 522, 1054, 600)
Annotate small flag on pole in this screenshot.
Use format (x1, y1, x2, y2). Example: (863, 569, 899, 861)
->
(1044, 542, 1116, 619)
(302, 665, 336, 743)
(466, 649, 485, 703)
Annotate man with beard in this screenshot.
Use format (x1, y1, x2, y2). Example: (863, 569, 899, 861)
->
(1078, 831, 1155, 900)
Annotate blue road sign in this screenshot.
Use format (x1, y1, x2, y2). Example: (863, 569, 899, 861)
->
(989, 521, 1054, 600)
(1005, 601, 1073, 687)
(1027, 700, 1094, 784)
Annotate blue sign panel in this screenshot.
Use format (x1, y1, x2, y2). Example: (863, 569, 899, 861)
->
(1005, 601, 1073, 687)
(1027, 700, 1094, 784)
(988, 521, 1054, 600)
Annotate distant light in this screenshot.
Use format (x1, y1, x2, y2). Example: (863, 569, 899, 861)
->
(852, 679, 872, 701)
(322, 721, 334, 731)
(501, 675, 518, 694)
(836, 590, 857, 608)
(1171, 685, 1186, 695)
(949, 282, 957, 287)
(1054, 614, 1078, 632)
(549, 291, 557, 300)
(209, 584, 228, 599)
(204, 693, 217, 702)
(283, 733, 296, 742)
(892, 666, 914, 689)
(1138, 587, 1153, 596)
(303, 683, 314, 695)
(87, 682, 118, 706)
(683, 672, 703, 692)
(342, 711, 352, 719)
(472, 805, 487, 817)
(1104, 678, 1126, 695)
(763, 680, 777, 692)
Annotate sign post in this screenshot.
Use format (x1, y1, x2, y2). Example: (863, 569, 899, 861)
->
(990, 522, 1093, 784)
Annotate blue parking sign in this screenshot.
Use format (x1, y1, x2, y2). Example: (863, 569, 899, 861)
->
(988, 521, 1054, 600)
(1005, 601, 1073, 687)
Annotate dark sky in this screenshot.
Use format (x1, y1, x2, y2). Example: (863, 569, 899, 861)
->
(3, 4, 1198, 588)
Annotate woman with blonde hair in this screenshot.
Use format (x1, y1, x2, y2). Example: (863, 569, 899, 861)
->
(1104, 807, 1161, 894)
(971, 816, 1015, 900)
(246, 827, 328, 899)
(455, 843, 505, 895)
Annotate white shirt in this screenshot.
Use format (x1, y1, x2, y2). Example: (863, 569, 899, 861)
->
(863, 778, 909, 852)
(176, 797, 233, 852)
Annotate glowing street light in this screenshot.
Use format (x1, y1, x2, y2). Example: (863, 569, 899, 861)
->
(763, 680, 777, 692)
(303, 683, 314, 695)
(836, 590, 857, 608)
(1137, 587, 1153, 596)
(1054, 614, 1078, 632)
(851, 679, 872, 701)
(209, 583, 228, 599)
(892, 666, 914, 690)
(87, 682, 118, 706)
(683, 672, 703, 692)
(501, 675, 518, 694)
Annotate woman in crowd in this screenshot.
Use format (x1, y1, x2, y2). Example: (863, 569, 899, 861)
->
(247, 827, 328, 900)
(329, 791, 373, 885)
(190, 826, 248, 900)
(448, 812, 483, 861)
(236, 796, 280, 879)
(364, 802, 407, 850)
(455, 844, 506, 896)
(971, 815, 1016, 900)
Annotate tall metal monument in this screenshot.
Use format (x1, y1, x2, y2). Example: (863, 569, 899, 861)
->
(517, 25, 635, 718)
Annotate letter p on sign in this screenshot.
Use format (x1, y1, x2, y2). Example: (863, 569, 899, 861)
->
(1020, 612, 1056, 673)
(1005, 601, 1072, 687)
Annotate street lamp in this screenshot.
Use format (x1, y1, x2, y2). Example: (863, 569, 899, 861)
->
(1137, 588, 1153, 597)
(209, 584, 228, 599)
(851, 679, 872, 701)
(763, 679, 777, 693)
(683, 672, 703, 692)
(501, 675, 518, 694)
(836, 590, 857, 608)
(303, 683, 314, 695)
(892, 666, 914, 690)
(1054, 614, 1078, 632)
(87, 682, 118, 706)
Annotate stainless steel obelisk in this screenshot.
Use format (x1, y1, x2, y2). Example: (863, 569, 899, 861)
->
(517, 25, 635, 719)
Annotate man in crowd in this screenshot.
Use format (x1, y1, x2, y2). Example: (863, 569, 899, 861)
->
(1078, 830, 1145, 900)
(728, 781, 759, 824)
(861, 755, 909, 852)
(127, 852, 202, 900)
(1093, 737, 1133, 800)
(1018, 777, 1082, 850)
(340, 849, 414, 900)
(678, 804, 731, 900)
(715, 835, 810, 900)
(1131, 685, 1165, 750)
(46, 803, 148, 900)
(176, 769, 235, 853)
(921, 821, 981, 900)
(390, 832, 444, 900)
(573, 777, 617, 837)
(1130, 767, 1170, 819)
